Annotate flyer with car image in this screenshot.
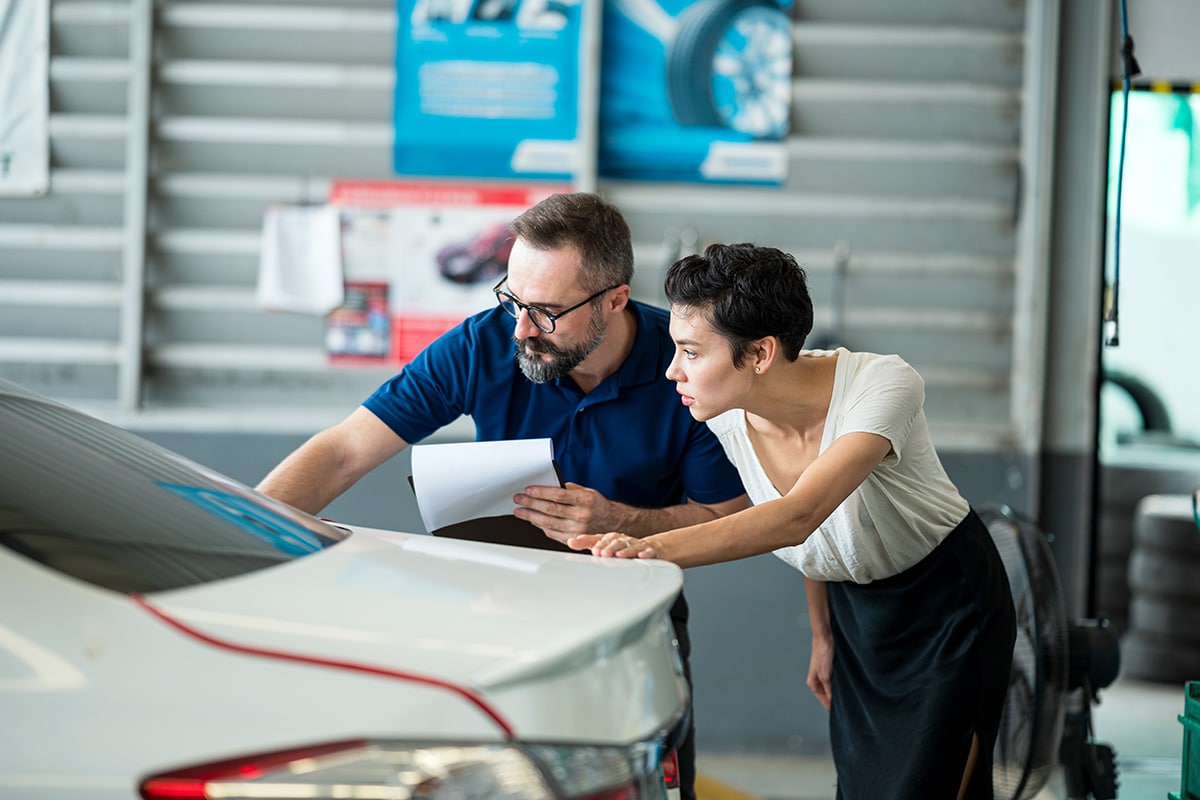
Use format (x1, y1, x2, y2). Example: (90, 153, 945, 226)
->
(325, 180, 563, 365)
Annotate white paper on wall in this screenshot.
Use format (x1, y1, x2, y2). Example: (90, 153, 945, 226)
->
(0, 0, 50, 197)
(256, 204, 345, 314)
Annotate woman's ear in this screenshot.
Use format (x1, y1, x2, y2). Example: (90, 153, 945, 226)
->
(753, 337, 779, 374)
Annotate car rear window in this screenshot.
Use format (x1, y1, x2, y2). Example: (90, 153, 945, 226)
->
(0, 384, 347, 594)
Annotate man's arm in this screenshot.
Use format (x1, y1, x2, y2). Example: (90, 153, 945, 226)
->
(612, 492, 751, 535)
(514, 484, 750, 544)
(256, 407, 409, 515)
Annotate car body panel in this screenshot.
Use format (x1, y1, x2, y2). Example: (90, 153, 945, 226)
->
(146, 525, 690, 742)
(0, 378, 689, 798)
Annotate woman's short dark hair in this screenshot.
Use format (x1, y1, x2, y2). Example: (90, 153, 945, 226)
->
(664, 242, 813, 365)
(509, 192, 634, 294)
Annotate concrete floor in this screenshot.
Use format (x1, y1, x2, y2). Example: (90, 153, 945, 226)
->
(694, 675, 1190, 800)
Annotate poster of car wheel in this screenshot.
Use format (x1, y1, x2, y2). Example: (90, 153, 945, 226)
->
(326, 180, 564, 365)
(599, 0, 793, 183)
(391, 0, 790, 185)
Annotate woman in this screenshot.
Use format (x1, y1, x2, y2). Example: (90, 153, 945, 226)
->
(568, 243, 1016, 800)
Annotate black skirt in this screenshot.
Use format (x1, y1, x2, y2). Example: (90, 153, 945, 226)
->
(826, 509, 1016, 800)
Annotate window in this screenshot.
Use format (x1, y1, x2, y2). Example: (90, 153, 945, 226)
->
(1101, 89, 1200, 454)
(0, 382, 347, 593)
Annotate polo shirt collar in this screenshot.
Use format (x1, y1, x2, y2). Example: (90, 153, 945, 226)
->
(568, 300, 663, 402)
(619, 301, 667, 387)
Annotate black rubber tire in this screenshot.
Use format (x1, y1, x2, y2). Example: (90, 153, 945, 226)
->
(1134, 494, 1200, 555)
(1129, 595, 1200, 643)
(1103, 369, 1173, 432)
(1127, 547, 1200, 601)
(1120, 629, 1200, 684)
(666, 0, 789, 131)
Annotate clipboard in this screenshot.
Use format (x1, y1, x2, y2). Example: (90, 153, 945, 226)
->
(407, 438, 568, 551)
(406, 472, 569, 551)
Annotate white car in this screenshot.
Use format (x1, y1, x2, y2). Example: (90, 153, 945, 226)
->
(0, 377, 689, 799)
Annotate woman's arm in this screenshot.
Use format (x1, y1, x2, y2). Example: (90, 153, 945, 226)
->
(804, 577, 834, 711)
(568, 430, 892, 567)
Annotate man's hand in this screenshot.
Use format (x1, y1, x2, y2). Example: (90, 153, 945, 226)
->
(513, 482, 630, 545)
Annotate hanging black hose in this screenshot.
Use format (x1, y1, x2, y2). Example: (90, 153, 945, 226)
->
(1105, 0, 1142, 348)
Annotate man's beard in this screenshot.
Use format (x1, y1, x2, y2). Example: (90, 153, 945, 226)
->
(515, 310, 607, 383)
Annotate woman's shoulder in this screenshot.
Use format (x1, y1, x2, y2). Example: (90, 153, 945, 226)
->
(705, 408, 745, 438)
(838, 348, 923, 389)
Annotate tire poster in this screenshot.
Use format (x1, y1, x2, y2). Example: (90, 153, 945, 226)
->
(598, 0, 793, 183)
(392, 0, 792, 185)
(393, 0, 587, 181)
(0, 0, 50, 197)
(324, 180, 564, 366)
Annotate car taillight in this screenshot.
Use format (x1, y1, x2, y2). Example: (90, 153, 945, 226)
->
(526, 740, 667, 800)
(660, 748, 679, 790)
(139, 740, 364, 798)
(140, 739, 671, 800)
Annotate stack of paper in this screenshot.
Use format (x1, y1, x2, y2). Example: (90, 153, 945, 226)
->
(410, 438, 565, 549)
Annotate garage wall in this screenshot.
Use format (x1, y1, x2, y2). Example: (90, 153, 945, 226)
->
(0, 0, 1101, 753)
(1121, 0, 1200, 80)
(2, 0, 1053, 453)
(1036, 0, 1110, 622)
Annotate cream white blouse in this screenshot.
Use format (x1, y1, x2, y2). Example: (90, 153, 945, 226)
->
(706, 348, 969, 583)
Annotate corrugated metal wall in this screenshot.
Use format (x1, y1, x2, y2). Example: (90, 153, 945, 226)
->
(1, 0, 1054, 460)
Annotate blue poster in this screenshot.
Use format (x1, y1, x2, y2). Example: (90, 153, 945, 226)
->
(394, 0, 584, 180)
(599, 0, 793, 183)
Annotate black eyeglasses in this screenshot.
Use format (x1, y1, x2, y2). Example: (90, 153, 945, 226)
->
(492, 277, 620, 334)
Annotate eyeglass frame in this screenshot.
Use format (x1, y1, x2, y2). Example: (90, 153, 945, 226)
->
(492, 276, 622, 334)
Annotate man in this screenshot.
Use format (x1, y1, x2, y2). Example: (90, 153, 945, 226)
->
(256, 191, 749, 799)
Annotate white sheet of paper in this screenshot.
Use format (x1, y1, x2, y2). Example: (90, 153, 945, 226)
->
(256, 203, 345, 314)
(410, 438, 560, 532)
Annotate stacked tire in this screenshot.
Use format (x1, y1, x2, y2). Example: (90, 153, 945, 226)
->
(1095, 459, 1200, 634)
(1121, 493, 1200, 683)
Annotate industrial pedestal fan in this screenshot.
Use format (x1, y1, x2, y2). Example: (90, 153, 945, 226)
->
(981, 506, 1123, 800)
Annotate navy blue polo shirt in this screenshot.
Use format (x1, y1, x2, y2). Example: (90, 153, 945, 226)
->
(363, 301, 744, 512)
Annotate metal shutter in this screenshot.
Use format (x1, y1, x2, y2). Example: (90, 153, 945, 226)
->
(0, 0, 1055, 453)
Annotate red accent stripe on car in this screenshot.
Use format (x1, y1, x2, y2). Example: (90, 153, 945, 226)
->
(131, 594, 515, 738)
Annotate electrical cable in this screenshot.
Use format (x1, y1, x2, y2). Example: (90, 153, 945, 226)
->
(1106, 0, 1142, 348)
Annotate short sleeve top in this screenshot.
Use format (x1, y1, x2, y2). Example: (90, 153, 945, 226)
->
(706, 349, 968, 583)
(363, 301, 745, 510)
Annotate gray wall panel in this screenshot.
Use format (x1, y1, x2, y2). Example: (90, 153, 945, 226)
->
(4, 0, 1045, 455)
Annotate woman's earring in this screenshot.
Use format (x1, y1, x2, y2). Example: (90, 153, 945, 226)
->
(755, 366, 761, 373)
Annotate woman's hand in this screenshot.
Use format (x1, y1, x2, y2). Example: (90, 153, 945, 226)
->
(806, 634, 834, 711)
(567, 532, 658, 559)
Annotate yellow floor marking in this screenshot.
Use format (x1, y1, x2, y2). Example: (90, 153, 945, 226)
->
(695, 772, 762, 800)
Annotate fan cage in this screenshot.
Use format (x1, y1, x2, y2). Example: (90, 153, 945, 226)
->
(981, 505, 1070, 800)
